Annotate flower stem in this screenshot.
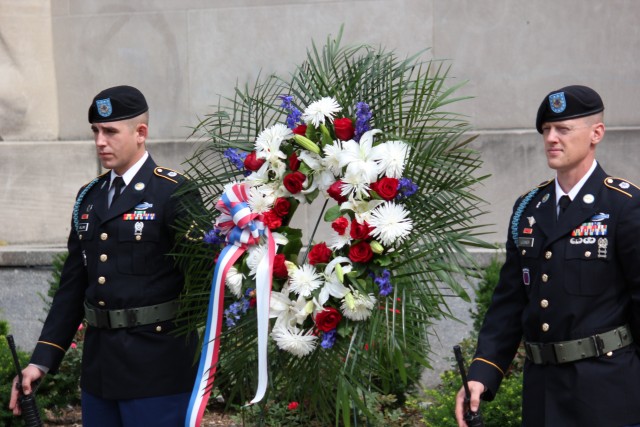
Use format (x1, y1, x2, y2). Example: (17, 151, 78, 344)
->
(301, 198, 329, 262)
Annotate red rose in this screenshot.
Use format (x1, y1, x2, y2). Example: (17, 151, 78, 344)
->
(272, 197, 291, 217)
(350, 220, 372, 240)
(327, 180, 348, 203)
(308, 242, 332, 265)
(283, 171, 306, 194)
(292, 124, 307, 136)
(261, 210, 282, 230)
(244, 151, 265, 171)
(348, 241, 374, 263)
(289, 151, 301, 171)
(331, 217, 349, 235)
(273, 254, 288, 279)
(333, 117, 355, 141)
(371, 177, 399, 201)
(287, 401, 299, 411)
(314, 307, 343, 332)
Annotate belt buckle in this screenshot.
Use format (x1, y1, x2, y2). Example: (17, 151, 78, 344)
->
(94, 308, 111, 328)
(590, 334, 605, 357)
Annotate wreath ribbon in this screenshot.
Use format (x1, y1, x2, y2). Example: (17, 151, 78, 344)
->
(186, 183, 274, 427)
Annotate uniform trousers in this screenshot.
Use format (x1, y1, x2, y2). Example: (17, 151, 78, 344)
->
(81, 390, 191, 427)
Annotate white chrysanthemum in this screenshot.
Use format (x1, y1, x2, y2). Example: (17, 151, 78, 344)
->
(341, 167, 371, 199)
(247, 186, 275, 214)
(341, 289, 376, 321)
(302, 97, 342, 127)
(321, 140, 344, 176)
(271, 324, 317, 357)
(373, 140, 410, 178)
(246, 244, 268, 277)
(368, 201, 413, 246)
(255, 123, 292, 163)
(225, 266, 244, 298)
(288, 263, 324, 297)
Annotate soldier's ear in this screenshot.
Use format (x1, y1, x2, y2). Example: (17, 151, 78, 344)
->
(591, 122, 605, 147)
(135, 123, 148, 143)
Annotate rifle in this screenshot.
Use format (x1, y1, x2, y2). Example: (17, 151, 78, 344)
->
(453, 345, 484, 427)
(6, 335, 43, 427)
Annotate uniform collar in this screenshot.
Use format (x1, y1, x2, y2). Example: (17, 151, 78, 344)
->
(555, 159, 598, 204)
(109, 151, 149, 186)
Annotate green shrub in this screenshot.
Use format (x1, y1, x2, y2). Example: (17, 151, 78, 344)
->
(470, 257, 503, 332)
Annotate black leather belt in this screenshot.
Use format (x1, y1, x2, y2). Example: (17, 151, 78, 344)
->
(84, 299, 179, 329)
(525, 325, 633, 365)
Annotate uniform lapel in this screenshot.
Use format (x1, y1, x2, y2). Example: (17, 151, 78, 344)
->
(100, 157, 157, 223)
(91, 175, 111, 223)
(531, 184, 556, 239)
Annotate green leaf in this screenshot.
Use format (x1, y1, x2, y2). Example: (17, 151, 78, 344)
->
(323, 205, 342, 222)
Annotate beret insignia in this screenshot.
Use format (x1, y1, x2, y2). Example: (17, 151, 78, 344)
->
(548, 92, 566, 113)
(96, 98, 113, 118)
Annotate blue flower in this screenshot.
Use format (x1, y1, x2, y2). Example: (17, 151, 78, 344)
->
(279, 95, 302, 130)
(224, 148, 248, 170)
(320, 329, 337, 349)
(355, 102, 372, 141)
(374, 269, 393, 296)
(396, 178, 419, 200)
(203, 228, 224, 245)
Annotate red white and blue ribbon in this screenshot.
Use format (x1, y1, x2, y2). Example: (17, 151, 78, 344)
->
(186, 183, 275, 427)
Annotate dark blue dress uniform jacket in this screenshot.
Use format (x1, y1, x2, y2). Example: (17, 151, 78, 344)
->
(468, 164, 640, 426)
(31, 156, 199, 400)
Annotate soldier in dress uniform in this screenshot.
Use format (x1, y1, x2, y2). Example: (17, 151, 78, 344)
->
(10, 85, 200, 426)
(455, 85, 640, 427)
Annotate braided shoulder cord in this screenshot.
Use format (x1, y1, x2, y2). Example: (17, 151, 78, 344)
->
(510, 188, 539, 248)
(73, 177, 100, 233)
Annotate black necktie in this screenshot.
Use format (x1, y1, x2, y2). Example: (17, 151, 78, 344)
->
(558, 195, 571, 218)
(110, 176, 125, 208)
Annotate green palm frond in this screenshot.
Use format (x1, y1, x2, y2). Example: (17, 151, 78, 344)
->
(174, 27, 491, 425)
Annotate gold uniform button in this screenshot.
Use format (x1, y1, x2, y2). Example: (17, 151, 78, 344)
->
(100, 233, 108, 240)
(135, 235, 142, 241)
(607, 178, 614, 184)
(521, 249, 527, 256)
(155, 326, 162, 332)
(545, 251, 552, 259)
(542, 323, 550, 332)
(540, 299, 549, 308)
(98, 301, 106, 307)
(100, 254, 108, 262)
(79, 234, 83, 240)
(542, 274, 549, 283)
(606, 351, 613, 357)
(98, 276, 106, 285)
(585, 251, 592, 258)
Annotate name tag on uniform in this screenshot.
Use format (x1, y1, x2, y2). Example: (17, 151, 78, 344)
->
(518, 237, 534, 248)
(78, 223, 89, 232)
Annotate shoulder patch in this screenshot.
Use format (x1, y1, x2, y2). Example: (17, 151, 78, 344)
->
(604, 176, 640, 198)
(154, 167, 183, 184)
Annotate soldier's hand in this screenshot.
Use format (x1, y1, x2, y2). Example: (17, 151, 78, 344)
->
(454, 380, 485, 427)
(8, 365, 44, 416)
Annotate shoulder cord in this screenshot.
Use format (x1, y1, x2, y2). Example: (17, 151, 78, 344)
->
(510, 188, 539, 248)
(73, 177, 100, 233)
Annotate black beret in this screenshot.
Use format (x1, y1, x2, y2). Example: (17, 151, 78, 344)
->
(535, 85, 604, 133)
(88, 85, 148, 123)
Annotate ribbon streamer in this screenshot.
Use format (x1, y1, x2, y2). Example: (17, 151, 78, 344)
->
(186, 183, 274, 427)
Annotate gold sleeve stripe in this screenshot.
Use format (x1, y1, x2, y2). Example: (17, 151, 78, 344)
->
(37, 341, 66, 352)
(472, 357, 505, 377)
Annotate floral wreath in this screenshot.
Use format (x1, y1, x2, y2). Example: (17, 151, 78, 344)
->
(178, 29, 487, 427)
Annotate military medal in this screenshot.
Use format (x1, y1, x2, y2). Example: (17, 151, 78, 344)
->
(597, 237, 608, 259)
(134, 221, 144, 240)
